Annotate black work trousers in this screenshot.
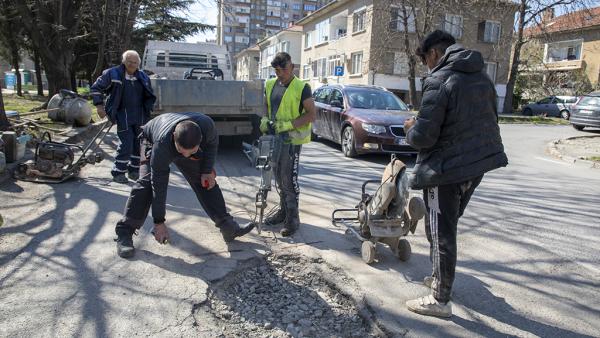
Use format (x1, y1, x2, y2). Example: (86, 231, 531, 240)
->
(423, 174, 483, 303)
(115, 143, 236, 233)
(273, 143, 302, 218)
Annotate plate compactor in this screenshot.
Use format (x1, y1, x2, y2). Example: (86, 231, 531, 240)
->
(14, 121, 113, 184)
(332, 156, 427, 264)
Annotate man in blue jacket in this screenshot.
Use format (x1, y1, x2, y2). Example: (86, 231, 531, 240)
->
(404, 30, 508, 318)
(90, 50, 156, 183)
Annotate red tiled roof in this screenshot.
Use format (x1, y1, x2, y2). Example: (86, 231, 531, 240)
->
(525, 6, 600, 36)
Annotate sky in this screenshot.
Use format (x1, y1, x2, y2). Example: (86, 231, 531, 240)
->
(184, 0, 219, 43)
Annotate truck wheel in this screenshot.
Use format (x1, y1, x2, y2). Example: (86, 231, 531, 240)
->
(522, 108, 532, 116)
(560, 110, 570, 120)
(572, 124, 585, 131)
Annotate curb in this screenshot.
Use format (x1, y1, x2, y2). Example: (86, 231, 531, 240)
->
(546, 135, 600, 169)
(0, 121, 107, 185)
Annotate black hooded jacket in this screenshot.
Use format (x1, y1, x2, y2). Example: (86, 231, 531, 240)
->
(406, 44, 508, 189)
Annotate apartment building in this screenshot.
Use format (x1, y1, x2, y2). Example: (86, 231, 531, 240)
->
(235, 45, 261, 80)
(523, 7, 600, 93)
(257, 25, 303, 79)
(217, 0, 330, 57)
(297, 0, 517, 108)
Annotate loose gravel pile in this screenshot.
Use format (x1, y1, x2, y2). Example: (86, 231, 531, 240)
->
(200, 254, 387, 338)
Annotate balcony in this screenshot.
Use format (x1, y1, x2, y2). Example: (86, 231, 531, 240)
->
(544, 59, 585, 71)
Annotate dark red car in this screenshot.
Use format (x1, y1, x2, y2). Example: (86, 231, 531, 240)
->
(311, 84, 417, 157)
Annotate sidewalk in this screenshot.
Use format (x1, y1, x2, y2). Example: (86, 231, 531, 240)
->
(547, 134, 600, 168)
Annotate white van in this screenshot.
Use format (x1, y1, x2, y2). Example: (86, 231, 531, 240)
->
(142, 40, 233, 80)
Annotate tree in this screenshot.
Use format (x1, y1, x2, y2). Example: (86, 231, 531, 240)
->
(503, 0, 593, 114)
(0, 87, 8, 130)
(12, 0, 85, 95)
(0, 1, 24, 96)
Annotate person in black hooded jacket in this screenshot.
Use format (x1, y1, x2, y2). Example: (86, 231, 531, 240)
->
(403, 30, 508, 318)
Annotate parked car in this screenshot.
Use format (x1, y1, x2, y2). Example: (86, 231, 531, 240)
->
(570, 91, 600, 131)
(522, 95, 578, 119)
(311, 84, 417, 157)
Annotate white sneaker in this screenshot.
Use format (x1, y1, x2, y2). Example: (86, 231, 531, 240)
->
(406, 294, 452, 318)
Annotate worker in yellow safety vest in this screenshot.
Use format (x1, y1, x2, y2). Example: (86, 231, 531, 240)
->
(260, 52, 316, 236)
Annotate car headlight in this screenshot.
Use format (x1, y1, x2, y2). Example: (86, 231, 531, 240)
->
(362, 123, 386, 134)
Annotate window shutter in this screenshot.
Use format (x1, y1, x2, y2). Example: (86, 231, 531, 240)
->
(478, 21, 486, 42)
(389, 8, 398, 30)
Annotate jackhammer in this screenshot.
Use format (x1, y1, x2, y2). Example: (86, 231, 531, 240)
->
(242, 123, 287, 234)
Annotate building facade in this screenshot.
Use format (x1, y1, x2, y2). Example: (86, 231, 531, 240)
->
(257, 26, 303, 79)
(523, 7, 600, 95)
(298, 0, 516, 108)
(217, 0, 330, 58)
(235, 45, 261, 80)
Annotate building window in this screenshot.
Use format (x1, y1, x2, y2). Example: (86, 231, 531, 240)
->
(315, 19, 330, 44)
(391, 7, 416, 32)
(327, 55, 341, 76)
(304, 4, 316, 11)
(393, 52, 408, 75)
(312, 60, 318, 77)
(224, 36, 233, 43)
(237, 16, 249, 24)
(280, 41, 290, 53)
(304, 31, 312, 48)
(353, 9, 366, 33)
(351, 52, 363, 74)
(444, 14, 463, 39)
(484, 62, 497, 83)
(479, 20, 501, 43)
(293, 3, 301, 10)
(303, 65, 311, 79)
(544, 39, 583, 62)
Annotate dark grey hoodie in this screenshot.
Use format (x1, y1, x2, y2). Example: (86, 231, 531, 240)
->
(405, 44, 508, 189)
(142, 112, 218, 224)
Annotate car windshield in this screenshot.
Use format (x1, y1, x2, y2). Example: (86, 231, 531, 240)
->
(346, 88, 409, 110)
(578, 95, 600, 107)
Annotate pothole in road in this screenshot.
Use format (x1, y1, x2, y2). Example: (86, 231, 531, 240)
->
(196, 254, 389, 338)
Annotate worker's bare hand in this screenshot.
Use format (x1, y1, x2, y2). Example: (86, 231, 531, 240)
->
(96, 105, 107, 119)
(403, 116, 416, 132)
(152, 222, 170, 244)
(201, 172, 216, 190)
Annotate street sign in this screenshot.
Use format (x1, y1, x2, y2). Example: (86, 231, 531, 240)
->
(334, 66, 344, 76)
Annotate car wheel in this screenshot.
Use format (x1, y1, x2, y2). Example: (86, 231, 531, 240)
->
(572, 124, 585, 131)
(523, 108, 533, 116)
(560, 110, 570, 120)
(341, 126, 357, 157)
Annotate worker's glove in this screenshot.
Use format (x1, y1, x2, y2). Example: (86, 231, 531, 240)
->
(259, 116, 270, 134)
(274, 120, 294, 133)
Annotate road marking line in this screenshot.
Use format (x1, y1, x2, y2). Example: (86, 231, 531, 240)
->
(534, 156, 570, 166)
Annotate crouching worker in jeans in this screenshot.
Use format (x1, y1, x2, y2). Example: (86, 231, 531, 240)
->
(115, 112, 254, 258)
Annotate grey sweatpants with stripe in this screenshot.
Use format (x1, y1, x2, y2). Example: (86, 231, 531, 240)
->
(423, 174, 483, 303)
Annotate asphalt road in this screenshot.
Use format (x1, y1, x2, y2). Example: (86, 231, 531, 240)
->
(0, 123, 599, 337)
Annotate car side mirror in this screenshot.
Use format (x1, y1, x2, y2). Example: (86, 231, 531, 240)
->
(330, 100, 343, 108)
(407, 104, 414, 110)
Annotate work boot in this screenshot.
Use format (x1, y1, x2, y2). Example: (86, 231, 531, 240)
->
(264, 208, 286, 226)
(115, 227, 135, 258)
(406, 294, 452, 318)
(280, 209, 299, 237)
(128, 171, 139, 181)
(113, 174, 128, 184)
(220, 221, 255, 243)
